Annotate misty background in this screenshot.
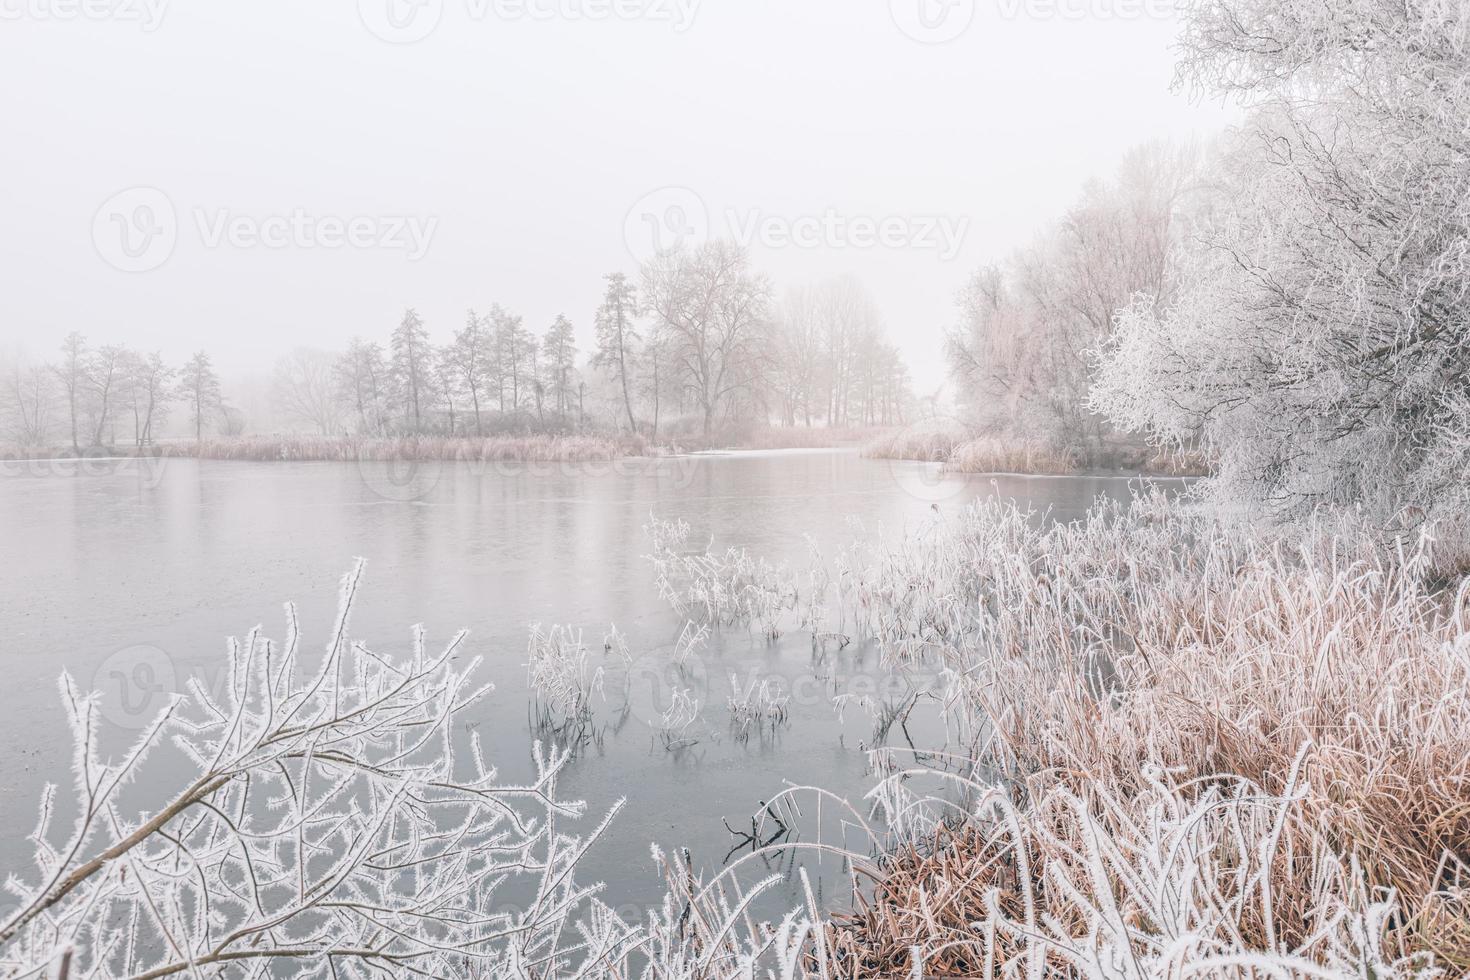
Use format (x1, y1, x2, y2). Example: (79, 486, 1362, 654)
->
(1, 0, 1236, 402)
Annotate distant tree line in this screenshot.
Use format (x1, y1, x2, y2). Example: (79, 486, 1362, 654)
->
(945, 141, 1204, 463)
(2, 334, 227, 452)
(1, 243, 912, 450)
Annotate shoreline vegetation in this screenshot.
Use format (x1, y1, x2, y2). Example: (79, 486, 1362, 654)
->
(862, 423, 1213, 477)
(0, 424, 899, 464)
(650, 497, 1470, 972)
(2, 423, 1213, 477)
(9, 498, 1468, 975)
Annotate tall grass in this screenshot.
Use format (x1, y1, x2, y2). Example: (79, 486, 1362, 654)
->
(861, 424, 967, 463)
(160, 433, 645, 462)
(650, 497, 1470, 973)
(942, 436, 1080, 474)
(864, 424, 1212, 476)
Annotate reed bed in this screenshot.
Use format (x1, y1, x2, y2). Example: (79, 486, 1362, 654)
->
(646, 516, 799, 638)
(160, 433, 644, 462)
(864, 426, 1212, 476)
(141, 425, 890, 464)
(526, 623, 605, 730)
(942, 436, 1081, 475)
(861, 424, 968, 463)
(649, 496, 1470, 973)
(727, 673, 791, 739)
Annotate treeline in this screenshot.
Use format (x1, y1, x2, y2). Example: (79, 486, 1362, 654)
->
(4, 338, 227, 453)
(948, 0, 1469, 527)
(944, 141, 1204, 468)
(2, 243, 912, 451)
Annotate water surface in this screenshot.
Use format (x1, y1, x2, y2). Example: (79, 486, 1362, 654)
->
(0, 450, 1177, 917)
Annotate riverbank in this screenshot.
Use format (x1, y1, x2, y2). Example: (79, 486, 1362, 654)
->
(863, 425, 1212, 477)
(7, 484, 1467, 974)
(1, 426, 898, 464)
(656, 495, 1470, 972)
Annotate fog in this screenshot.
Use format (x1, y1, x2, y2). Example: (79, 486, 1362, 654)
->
(0, 0, 1235, 392)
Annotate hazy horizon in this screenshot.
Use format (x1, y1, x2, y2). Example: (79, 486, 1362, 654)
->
(1, 0, 1238, 394)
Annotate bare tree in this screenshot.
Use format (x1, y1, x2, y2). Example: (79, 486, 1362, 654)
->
(84, 345, 126, 447)
(543, 314, 577, 420)
(335, 337, 390, 436)
(123, 350, 173, 449)
(179, 350, 222, 442)
(3, 355, 54, 448)
(591, 272, 641, 434)
(449, 311, 491, 436)
(53, 332, 87, 452)
(950, 142, 1200, 455)
(642, 240, 772, 439)
(272, 347, 343, 435)
(491, 307, 535, 413)
(389, 309, 433, 433)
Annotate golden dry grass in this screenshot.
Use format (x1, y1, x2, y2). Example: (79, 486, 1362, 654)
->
(157, 433, 644, 462)
(815, 498, 1470, 971)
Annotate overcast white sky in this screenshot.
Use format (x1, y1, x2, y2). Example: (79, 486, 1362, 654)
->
(0, 0, 1238, 394)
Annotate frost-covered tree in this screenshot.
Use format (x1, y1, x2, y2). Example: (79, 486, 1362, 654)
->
(591, 272, 641, 433)
(85, 345, 126, 447)
(950, 142, 1201, 455)
(542, 314, 577, 419)
(3, 353, 54, 448)
(389, 308, 432, 433)
(335, 337, 390, 436)
(52, 332, 87, 452)
(179, 350, 222, 443)
(641, 240, 772, 438)
(122, 350, 173, 449)
(491, 306, 535, 413)
(448, 310, 491, 435)
(272, 347, 343, 435)
(1092, 0, 1470, 526)
(772, 286, 822, 426)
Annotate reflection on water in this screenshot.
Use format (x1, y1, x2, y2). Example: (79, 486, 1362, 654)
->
(0, 450, 1182, 917)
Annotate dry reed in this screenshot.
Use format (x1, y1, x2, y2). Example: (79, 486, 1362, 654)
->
(654, 496, 1470, 973)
